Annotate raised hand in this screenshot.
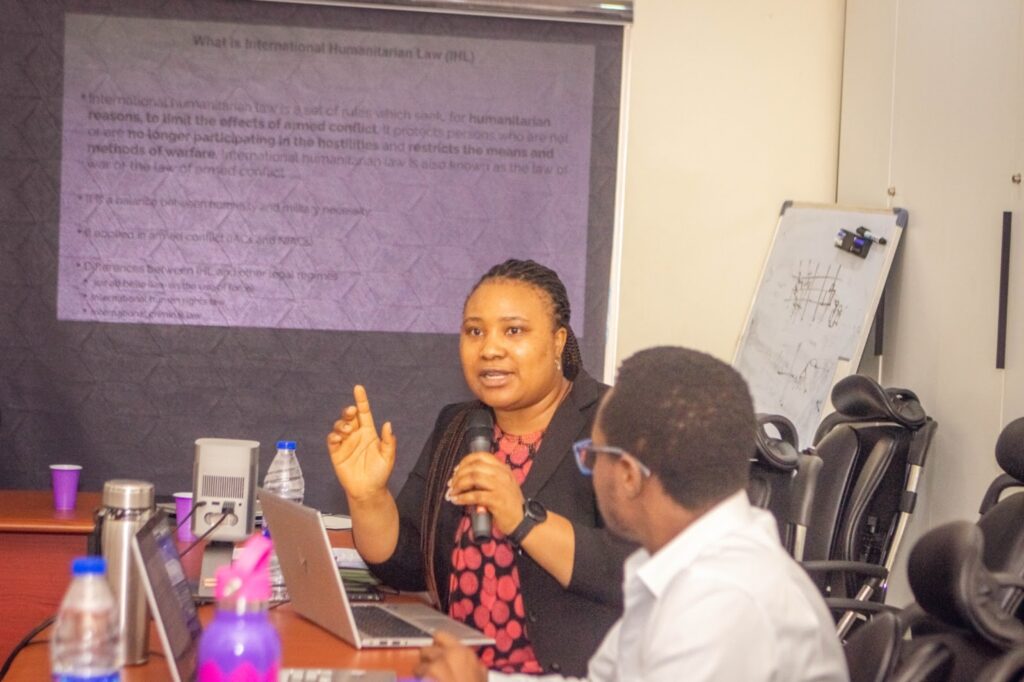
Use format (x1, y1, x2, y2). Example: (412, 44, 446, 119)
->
(326, 385, 397, 501)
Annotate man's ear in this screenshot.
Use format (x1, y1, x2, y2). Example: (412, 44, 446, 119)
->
(621, 438, 648, 499)
(620, 457, 646, 499)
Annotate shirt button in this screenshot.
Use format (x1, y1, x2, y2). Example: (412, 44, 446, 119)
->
(550, 663, 561, 672)
(528, 612, 538, 623)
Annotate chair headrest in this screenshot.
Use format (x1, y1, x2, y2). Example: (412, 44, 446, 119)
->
(830, 374, 928, 429)
(754, 413, 799, 471)
(996, 417, 1024, 482)
(908, 521, 1024, 650)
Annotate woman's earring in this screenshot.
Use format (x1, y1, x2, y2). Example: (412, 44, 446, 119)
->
(555, 359, 562, 371)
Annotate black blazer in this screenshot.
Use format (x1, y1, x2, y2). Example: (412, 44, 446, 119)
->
(367, 370, 634, 676)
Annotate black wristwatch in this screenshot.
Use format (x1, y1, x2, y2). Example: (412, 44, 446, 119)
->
(508, 498, 548, 547)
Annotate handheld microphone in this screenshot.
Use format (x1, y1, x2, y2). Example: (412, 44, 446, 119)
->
(464, 408, 494, 542)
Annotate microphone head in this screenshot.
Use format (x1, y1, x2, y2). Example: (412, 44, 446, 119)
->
(465, 408, 494, 453)
(466, 408, 494, 431)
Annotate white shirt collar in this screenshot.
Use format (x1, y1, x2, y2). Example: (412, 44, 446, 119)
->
(627, 490, 765, 598)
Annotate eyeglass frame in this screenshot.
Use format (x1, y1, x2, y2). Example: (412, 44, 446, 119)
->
(573, 438, 652, 477)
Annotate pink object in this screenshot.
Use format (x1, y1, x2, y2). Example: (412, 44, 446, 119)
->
(198, 660, 280, 682)
(173, 492, 196, 542)
(198, 533, 279, 682)
(50, 464, 82, 511)
(215, 533, 273, 602)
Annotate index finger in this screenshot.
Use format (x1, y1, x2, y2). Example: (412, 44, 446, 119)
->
(353, 384, 378, 434)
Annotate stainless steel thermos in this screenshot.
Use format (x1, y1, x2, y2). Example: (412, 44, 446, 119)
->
(97, 479, 155, 666)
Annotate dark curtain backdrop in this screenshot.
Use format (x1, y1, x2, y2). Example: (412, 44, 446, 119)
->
(0, 0, 621, 511)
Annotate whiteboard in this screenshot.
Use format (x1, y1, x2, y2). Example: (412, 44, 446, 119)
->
(734, 202, 907, 447)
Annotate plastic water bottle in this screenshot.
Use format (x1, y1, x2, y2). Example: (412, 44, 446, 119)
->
(263, 440, 304, 504)
(51, 556, 122, 682)
(261, 525, 286, 599)
(262, 440, 303, 596)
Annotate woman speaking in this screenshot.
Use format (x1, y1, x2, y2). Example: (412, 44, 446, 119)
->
(327, 259, 631, 676)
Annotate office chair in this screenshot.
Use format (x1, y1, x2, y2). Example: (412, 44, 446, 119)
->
(979, 647, 1024, 682)
(977, 417, 1024, 617)
(749, 413, 822, 560)
(842, 610, 902, 682)
(801, 374, 937, 636)
(844, 521, 1024, 682)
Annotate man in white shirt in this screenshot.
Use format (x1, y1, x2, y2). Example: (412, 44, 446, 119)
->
(418, 346, 849, 682)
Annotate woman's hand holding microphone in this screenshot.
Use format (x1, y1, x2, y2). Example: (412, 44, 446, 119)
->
(446, 453, 526, 537)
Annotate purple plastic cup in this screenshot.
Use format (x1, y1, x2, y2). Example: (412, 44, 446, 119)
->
(174, 491, 196, 542)
(50, 464, 82, 511)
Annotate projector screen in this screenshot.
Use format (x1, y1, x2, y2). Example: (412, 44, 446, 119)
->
(1, 0, 623, 510)
(59, 13, 595, 333)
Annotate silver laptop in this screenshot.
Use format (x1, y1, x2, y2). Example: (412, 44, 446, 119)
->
(131, 511, 396, 682)
(258, 488, 495, 649)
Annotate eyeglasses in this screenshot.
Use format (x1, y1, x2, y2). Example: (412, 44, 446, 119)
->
(573, 438, 651, 477)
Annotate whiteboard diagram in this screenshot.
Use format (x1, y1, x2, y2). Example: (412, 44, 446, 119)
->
(734, 203, 906, 447)
(788, 260, 843, 327)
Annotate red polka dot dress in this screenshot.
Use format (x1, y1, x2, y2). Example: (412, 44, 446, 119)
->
(448, 425, 545, 674)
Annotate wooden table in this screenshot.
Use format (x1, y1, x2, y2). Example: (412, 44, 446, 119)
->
(4, 603, 421, 680)
(1, 490, 421, 679)
(0, 489, 104, 661)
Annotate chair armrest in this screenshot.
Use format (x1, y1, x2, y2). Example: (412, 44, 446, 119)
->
(979, 473, 1024, 515)
(802, 560, 889, 580)
(825, 598, 901, 615)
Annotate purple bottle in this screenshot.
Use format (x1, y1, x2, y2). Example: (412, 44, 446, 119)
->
(197, 534, 281, 682)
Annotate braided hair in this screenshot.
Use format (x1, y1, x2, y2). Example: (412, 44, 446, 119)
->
(470, 258, 582, 380)
(418, 258, 583, 607)
(419, 404, 477, 607)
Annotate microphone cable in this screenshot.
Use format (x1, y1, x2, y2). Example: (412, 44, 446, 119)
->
(0, 615, 55, 680)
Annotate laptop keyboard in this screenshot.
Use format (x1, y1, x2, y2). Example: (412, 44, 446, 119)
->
(352, 606, 431, 639)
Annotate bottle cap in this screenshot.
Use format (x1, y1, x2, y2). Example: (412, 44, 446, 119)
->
(276, 440, 288, 449)
(215, 532, 273, 602)
(286, 441, 296, 450)
(72, 556, 107, 576)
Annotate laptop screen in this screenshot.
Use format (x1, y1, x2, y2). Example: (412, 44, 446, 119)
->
(132, 512, 202, 682)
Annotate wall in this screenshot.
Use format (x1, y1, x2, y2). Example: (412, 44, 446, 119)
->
(838, 0, 1022, 606)
(615, 0, 847, 367)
